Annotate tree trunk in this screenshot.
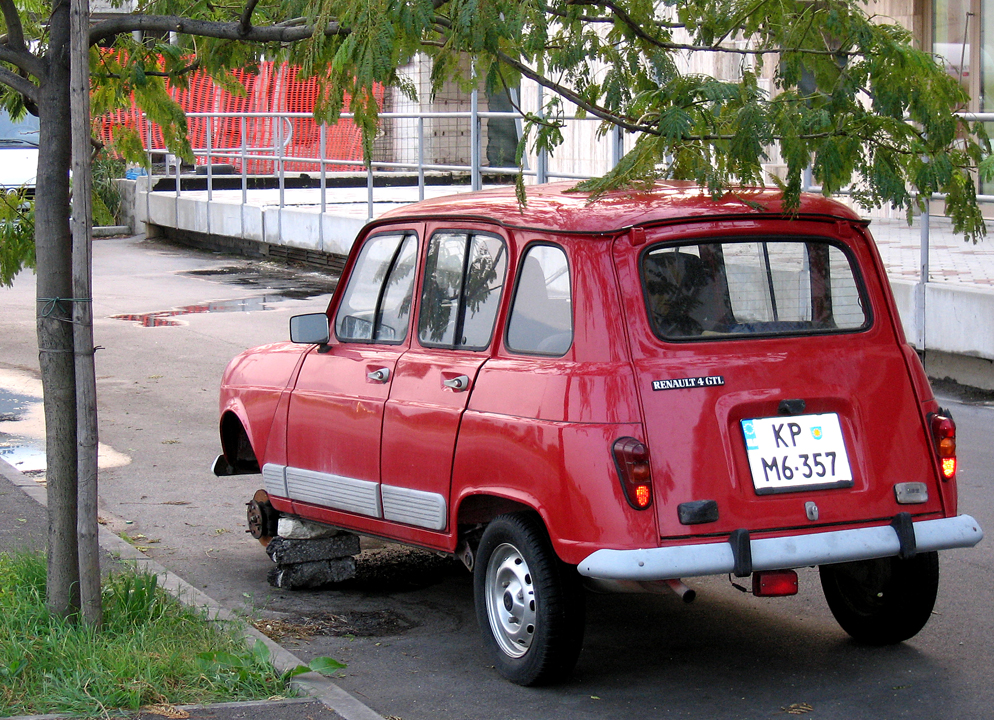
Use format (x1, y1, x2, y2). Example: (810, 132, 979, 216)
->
(37, 0, 80, 619)
(71, 0, 101, 627)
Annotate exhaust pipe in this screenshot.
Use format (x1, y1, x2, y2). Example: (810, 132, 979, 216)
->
(664, 578, 697, 604)
(582, 577, 697, 603)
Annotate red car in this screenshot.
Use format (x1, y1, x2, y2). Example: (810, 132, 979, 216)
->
(215, 182, 983, 685)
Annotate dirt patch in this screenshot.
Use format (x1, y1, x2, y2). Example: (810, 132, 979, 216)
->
(930, 377, 994, 405)
(254, 609, 417, 641)
(346, 545, 465, 592)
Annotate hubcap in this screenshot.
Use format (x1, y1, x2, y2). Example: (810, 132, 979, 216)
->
(485, 543, 537, 658)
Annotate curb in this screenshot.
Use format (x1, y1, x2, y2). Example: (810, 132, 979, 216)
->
(1, 698, 322, 720)
(93, 225, 133, 237)
(0, 458, 385, 720)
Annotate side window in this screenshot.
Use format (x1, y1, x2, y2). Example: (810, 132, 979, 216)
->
(418, 231, 508, 350)
(335, 233, 418, 343)
(507, 244, 573, 355)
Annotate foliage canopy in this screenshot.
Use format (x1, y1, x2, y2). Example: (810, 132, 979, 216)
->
(0, 0, 990, 239)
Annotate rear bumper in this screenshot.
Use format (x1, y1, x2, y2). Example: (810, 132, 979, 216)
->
(577, 514, 984, 581)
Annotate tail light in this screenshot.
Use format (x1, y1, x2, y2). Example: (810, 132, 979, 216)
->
(930, 412, 956, 480)
(612, 437, 653, 509)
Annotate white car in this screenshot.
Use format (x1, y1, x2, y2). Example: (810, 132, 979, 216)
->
(0, 110, 38, 190)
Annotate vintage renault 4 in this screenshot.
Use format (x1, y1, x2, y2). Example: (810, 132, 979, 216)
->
(215, 182, 983, 685)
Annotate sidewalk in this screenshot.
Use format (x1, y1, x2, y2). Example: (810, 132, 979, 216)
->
(870, 214, 994, 287)
(0, 458, 375, 720)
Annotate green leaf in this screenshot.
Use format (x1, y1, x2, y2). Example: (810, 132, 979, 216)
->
(307, 656, 348, 675)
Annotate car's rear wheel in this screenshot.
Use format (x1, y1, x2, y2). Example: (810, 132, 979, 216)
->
(473, 512, 585, 685)
(819, 551, 939, 645)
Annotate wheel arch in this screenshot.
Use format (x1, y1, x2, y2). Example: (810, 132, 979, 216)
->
(219, 409, 261, 474)
(455, 492, 559, 561)
(457, 493, 536, 526)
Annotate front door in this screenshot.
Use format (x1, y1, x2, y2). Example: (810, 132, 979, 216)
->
(285, 227, 420, 519)
(380, 227, 510, 531)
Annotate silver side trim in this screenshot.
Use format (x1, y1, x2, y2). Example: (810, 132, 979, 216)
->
(285, 467, 382, 518)
(381, 485, 447, 531)
(578, 515, 984, 582)
(262, 463, 288, 498)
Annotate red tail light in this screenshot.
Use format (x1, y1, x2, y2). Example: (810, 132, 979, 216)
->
(930, 413, 956, 481)
(612, 437, 653, 510)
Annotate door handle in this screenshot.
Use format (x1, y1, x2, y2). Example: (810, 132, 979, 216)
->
(367, 367, 391, 383)
(442, 375, 470, 391)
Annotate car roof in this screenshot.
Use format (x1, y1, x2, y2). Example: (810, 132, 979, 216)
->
(375, 181, 865, 235)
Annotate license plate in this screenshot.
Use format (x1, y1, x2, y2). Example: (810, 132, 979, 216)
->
(740, 413, 853, 494)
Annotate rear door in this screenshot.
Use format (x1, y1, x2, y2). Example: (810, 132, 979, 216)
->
(613, 219, 946, 540)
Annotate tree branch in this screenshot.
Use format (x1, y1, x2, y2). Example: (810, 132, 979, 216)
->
(89, 14, 347, 46)
(567, 0, 670, 47)
(0, 64, 39, 104)
(0, 45, 47, 80)
(93, 59, 201, 79)
(238, 0, 261, 35)
(492, 47, 660, 135)
(0, 0, 25, 52)
(564, 0, 683, 28)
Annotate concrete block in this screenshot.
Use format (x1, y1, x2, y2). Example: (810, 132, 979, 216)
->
(267, 556, 357, 589)
(176, 196, 208, 233)
(321, 214, 366, 256)
(278, 516, 343, 540)
(146, 192, 176, 227)
(266, 534, 362, 565)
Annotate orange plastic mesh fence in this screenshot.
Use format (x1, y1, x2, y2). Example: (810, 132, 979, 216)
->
(96, 62, 382, 174)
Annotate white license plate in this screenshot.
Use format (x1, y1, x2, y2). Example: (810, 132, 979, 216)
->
(740, 413, 853, 494)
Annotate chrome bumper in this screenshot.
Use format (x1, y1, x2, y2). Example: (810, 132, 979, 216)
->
(577, 515, 984, 581)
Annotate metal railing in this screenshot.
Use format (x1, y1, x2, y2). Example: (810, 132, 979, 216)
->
(142, 85, 622, 229)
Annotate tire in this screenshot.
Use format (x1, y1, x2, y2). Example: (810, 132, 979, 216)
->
(819, 551, 939, 645)
(473, 512, 585, 685)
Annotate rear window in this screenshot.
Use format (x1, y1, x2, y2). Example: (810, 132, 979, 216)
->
(641, 239, 869, 340)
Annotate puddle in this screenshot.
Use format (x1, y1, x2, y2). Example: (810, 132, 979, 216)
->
(0, 389, 35, 422)
(183, 264, 338, 301)
(111, 296, 279, 327)
(0, 381, 131, 474)
(0, 435, 47, 473)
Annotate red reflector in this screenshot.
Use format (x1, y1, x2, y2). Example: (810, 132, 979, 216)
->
(752, 570, 799, 597)
(942, 457, 956, 479)
(612, 436, 653, 510)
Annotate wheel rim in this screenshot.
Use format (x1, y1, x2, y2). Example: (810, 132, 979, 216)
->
(485, 542, 537, 658)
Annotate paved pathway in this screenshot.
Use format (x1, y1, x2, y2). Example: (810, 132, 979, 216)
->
(871, 215, 994, 288)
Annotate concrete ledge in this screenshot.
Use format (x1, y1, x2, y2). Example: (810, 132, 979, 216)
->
(150, 225, 347, 275)
(890, 279, 994, 366)
(93, 226, 132, 238)
(923, 350, 994, 392)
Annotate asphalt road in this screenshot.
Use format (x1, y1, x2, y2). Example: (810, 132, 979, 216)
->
(0, 234, 991, 720)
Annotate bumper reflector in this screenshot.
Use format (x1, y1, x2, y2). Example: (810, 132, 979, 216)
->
(752, 570, 798, 597)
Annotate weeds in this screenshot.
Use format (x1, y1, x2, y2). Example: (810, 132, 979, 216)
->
(0, 552, 342, 716)
(92, 154, 126, 226)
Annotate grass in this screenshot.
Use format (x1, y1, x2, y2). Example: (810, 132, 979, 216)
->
(0, 551, 303, 716)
